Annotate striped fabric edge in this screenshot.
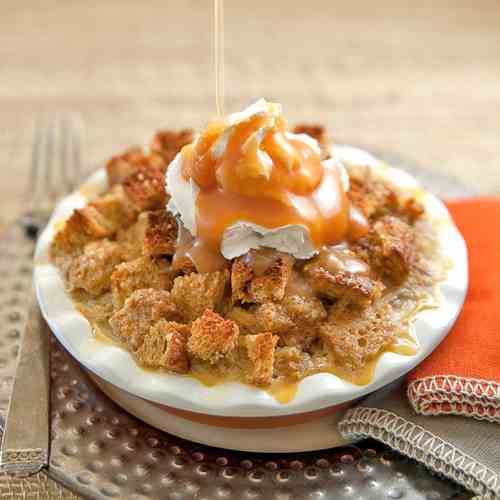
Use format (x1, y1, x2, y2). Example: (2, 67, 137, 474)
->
(338, 407, 500, 500)
(408, 376, 500, 424)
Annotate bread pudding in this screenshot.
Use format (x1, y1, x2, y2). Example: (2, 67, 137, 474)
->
(49, 101, 448, 395)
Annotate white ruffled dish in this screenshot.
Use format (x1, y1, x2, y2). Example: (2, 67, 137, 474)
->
(34, 146, 468, 418)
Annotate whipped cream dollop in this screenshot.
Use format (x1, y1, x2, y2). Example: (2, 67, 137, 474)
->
(166, 99, 350, 261)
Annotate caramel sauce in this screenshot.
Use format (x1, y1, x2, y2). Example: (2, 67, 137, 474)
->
(266, 380, 299, 404)
(242, 248, 281, 276)
(74, 302, 114, 345)
(173, 225, 228, 274)
(316, 244, 369, 276)
(188, 323, 416, 395)
(193, 369, 299, 404)
(179, 108, 351, 263)
(75, 292, 420, 402)
(327, 360, 378, 386)
(188, 324, 418, 398)
(324, 333, 418, 387)
(347, 205, 370, 240)
(196, 167, 349, 252)
(389, 336, 418, 356)
(93, 327, 114, 345)
(214, 0, 224, 116)
(285, 271, 315, 298)
(191, 368, 229, 388)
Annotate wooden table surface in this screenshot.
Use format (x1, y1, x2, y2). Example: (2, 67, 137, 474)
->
(0, 0, 497, 497)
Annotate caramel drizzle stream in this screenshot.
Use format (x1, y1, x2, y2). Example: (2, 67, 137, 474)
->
(214, 0, 224, 117)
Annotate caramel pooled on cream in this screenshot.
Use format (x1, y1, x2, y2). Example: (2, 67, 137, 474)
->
(167, 100, 367, 271)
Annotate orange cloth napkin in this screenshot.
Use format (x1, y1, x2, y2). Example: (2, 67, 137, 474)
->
(407, 198, 500, 423)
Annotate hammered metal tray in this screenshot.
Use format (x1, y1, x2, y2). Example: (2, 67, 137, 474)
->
(0, 157, 475, 500)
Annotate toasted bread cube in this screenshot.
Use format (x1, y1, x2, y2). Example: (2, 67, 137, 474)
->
(123, 164, 167, 211)
(372, 216, 413, 284)
(355, 215, 413, 285)
(278, 295, 327, 348)
(172, 255, 197, 275)
(347, 164, 425, 224)
(230, 258, 253, 301)
(303, 265, 383, 308)
(292, 124, 326, 143)
(319, 303, 397, 371)
(115, 215, 149, 261)
(399, 196, 425, 224)
(150, 129, 194, 165)
(282, 295, 327, 324)
(90, 185, 137, 232)
(142, 210, 178, 257)
(50, 186, 136, 267)
(226, 303, 293, 336)
(111, 256, 174, 309)
(292, 124, 329, 158)
(231, 250, 293, 304)
(171, 270, 228, 322)
(106, 146, 146, 187)
(225, 306, 256, 334)
(73, 206, 116, 237)
(67, 239, 123, 296)
(109, 289, 180, 351)
(347, 164, 396, 220)
(252, 303, 295, 335)
(187, 309, 239, 364)
(116, 207, 178, 261)
(50, 207, 110, 264)
(134, 320, 190, 373)
(49, 216, 91, 275)
(228, 296, 325, 350)
(255, 299, 322, 349)
(242, 332, 278, 386)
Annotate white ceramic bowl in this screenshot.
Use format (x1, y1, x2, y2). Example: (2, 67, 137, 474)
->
(34, 146, 468, 420)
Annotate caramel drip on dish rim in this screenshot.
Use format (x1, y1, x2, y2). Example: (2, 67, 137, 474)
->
(86, 315, 418, 404)
(189, 330, 418, 404)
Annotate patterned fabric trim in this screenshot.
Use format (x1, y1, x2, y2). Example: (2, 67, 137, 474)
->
(408, 376, 500, 424)
(339, 407, 500, 500)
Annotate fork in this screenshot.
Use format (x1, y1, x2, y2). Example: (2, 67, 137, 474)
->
(20, 114, 83, 238)
(1, 115, 83, 476)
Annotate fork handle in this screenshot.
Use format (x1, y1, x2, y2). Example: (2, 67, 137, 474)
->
(0, 296, 50, 476)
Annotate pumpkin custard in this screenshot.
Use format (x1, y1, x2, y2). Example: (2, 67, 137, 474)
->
(50, 101, 448, 402)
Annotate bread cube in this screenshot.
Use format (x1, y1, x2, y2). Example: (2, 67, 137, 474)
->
(109, 289, 180, 351)
(134, 320, 190, 373)
(111, 256, 173, 309)
(242, 332, 278, 386)
(187, 309, 239, 364)
(171, 270, 228, 322)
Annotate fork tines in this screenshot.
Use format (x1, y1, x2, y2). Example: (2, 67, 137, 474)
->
(22, 114, 83, 236)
